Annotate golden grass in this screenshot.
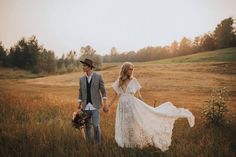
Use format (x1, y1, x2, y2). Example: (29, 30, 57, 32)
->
(0, 62, 236, 157)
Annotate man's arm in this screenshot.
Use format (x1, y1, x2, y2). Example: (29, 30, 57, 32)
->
(99, 75, 107, 105)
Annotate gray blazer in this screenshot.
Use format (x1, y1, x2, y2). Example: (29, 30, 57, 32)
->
(78, 72, 107, 109)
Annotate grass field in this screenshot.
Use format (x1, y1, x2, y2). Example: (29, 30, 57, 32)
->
(0, 48, 236, 157)
(149, 47, 236, 64)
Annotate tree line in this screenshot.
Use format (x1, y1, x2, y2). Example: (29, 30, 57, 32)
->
(103, 17, 236, 62)
(0, 37, 102, 74)
(0, 17, 236, 73)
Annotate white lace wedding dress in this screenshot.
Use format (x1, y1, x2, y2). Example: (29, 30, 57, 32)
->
(112, 78, 195, 152)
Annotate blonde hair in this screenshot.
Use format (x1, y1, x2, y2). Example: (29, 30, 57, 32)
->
(118, 62, 133, 87)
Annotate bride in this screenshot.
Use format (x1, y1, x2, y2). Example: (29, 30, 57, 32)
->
(105, 62, 195, 151)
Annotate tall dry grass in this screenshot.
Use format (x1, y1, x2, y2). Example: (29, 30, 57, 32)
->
(0, 62, 236, 157)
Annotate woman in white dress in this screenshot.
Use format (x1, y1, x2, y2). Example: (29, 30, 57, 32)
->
(107, 62, 195, 152)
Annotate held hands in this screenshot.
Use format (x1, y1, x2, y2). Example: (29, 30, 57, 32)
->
(103, 103, 109, 113)
(103, 103, 112, 113)
(78, 101, 111, 113)
(103, 92, 117, 113)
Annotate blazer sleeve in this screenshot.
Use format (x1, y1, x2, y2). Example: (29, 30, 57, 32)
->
(99, 74, 107, 98)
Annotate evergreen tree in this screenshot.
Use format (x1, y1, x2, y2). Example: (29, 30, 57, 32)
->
(214, 17, 236, 48)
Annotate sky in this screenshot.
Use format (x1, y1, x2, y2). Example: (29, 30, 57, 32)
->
(0, 0, 236, 57)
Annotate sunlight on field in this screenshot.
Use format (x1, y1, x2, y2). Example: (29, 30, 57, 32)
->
(0, 62, 236, 157)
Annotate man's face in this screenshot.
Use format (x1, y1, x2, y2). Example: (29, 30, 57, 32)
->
(82, 64, 91, 72)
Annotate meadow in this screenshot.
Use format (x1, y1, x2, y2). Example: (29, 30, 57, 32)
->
(0, 48, 236, 157)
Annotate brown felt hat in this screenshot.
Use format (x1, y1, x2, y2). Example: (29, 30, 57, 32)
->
(80, 58, 95, 68)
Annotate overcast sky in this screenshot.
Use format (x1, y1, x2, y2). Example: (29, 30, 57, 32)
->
(0, 0, 236, 57)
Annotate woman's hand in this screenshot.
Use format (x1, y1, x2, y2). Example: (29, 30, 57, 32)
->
(103, 90, 117, 113)
(103, 104, 109, 113)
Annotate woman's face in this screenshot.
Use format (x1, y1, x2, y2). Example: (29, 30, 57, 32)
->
(127, 65, 134, 76)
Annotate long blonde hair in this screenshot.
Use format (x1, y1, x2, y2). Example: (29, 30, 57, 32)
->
(118, 62, 133, 87)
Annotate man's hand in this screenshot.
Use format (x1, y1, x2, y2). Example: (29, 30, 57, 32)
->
(103, 104, 109, 113)
(78, 102, 82, 111)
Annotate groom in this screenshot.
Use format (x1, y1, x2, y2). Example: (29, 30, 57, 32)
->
(78, 58, 108, 144)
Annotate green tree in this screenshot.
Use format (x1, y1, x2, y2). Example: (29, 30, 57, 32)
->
(65, 50, 78, 72)
(202, 88, 229, 126)
(35, 49, 56, 73)
(7, 35, 57, 73)
(45, 50, 56, 73)
(214, 17, 236, 48)
(199, 33, 216, 51)
(0, 42, 7, 66)
(57, 54, 65, 68)
(192, 36, 201, 53)
(8, 36, 40, 70)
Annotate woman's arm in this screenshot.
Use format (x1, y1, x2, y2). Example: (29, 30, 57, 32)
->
(136, 90, 143, 101)
(108, 90, 118, 108)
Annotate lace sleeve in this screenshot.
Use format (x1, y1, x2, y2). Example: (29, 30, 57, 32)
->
(112, 79, 121, 94)
(132, 78, 141, 93)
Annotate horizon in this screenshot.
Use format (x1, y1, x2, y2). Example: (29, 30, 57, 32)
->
(0, 0, 236, 57)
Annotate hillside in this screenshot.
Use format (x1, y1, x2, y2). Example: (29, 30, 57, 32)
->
(0, 67, 46, 79)
(149, 47, 236, 64)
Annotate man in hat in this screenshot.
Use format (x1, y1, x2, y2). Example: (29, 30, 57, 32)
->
(78, 58, 108, 144)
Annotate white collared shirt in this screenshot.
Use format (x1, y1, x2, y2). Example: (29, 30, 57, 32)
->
(86, 72, 93, 84)
(85, 102, 96, 110)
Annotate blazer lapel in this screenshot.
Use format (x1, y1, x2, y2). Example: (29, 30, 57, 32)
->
(91, 73, 95, 86)
(82, 76, 87, 91)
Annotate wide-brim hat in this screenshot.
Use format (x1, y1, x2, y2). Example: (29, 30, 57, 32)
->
(80, 58, 95, 68)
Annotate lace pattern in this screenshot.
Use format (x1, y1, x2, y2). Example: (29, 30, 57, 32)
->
(113, 78, 195, 151)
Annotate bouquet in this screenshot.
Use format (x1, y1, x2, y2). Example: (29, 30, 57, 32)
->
(72, 110, 87, 129)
